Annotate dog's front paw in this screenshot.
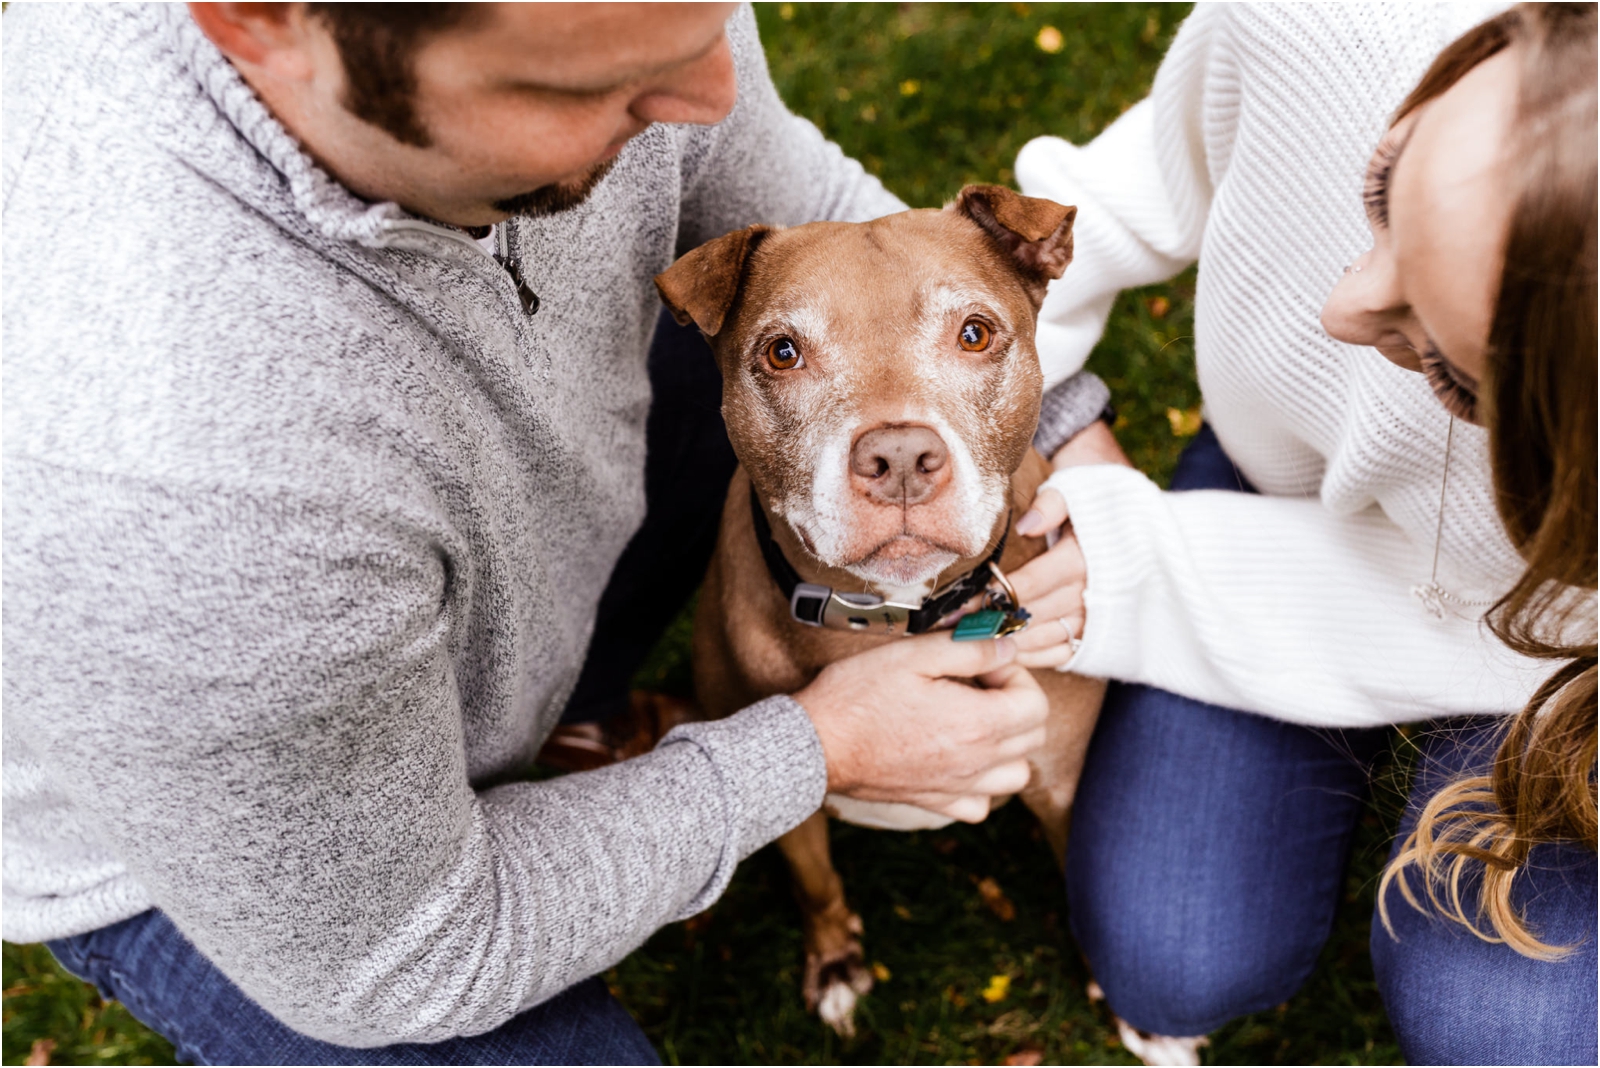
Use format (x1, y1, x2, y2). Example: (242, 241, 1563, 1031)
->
(801, 910, 873, 1038)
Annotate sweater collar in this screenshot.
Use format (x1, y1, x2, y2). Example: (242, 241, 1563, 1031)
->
(159, 6, 440, 251)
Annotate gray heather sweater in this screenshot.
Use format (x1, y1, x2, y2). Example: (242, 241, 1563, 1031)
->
(1, 3, 904, 1046)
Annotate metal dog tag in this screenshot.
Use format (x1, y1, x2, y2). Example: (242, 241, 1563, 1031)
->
(951, 606, 1032, 641)
(950, 562, 1032, 641)
(953, 610, 1006, 641)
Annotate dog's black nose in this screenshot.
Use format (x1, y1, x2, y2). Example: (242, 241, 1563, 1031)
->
(850, 424, 950, 506)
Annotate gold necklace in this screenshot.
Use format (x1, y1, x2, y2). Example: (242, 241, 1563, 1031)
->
(1411, 416, 1498, 619)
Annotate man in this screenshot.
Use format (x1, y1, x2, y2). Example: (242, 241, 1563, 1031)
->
(2, 4, 1092, 1062)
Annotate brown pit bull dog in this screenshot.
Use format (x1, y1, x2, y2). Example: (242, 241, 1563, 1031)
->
(655, 185, 1106, 1036)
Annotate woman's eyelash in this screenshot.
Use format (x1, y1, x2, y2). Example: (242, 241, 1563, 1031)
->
(1363, 138, 1400, 228)
(1418, 342, 1480, 423)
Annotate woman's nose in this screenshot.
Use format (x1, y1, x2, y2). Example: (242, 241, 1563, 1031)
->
(1319, 248, 1409, 353)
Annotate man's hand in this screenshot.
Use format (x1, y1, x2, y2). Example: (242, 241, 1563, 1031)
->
(1009, 420, 1134, 669)
(795, 634, 1049, 823)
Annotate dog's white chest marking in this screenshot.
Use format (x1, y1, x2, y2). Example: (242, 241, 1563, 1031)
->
(822, 793, 957, 831)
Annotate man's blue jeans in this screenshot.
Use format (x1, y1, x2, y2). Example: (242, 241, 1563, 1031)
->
(48, 911, 658, 1066)
(1065, 425, 1598, 1065)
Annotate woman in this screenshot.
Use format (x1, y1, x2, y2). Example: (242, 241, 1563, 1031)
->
(1008, 4, 1596, 1064)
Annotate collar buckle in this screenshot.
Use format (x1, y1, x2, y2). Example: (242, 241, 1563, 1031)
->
(753, 485, 1012, 638)
(791, 583, 919, 635)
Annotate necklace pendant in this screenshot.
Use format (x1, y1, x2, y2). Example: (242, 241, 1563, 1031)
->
(1412, 581, 1447, 620)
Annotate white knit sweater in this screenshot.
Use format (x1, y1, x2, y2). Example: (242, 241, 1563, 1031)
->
(1017, 2, 1553, 727)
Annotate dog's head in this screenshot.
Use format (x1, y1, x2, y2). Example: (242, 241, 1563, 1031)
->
(657, 185, 1075, 598)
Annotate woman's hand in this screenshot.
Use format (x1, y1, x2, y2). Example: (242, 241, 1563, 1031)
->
(1009, 529, 1089, 669)
(1008, 420, 1133, 669)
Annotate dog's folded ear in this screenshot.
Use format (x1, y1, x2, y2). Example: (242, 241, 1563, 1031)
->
(951, 185, 1076, 304)
(655, 225, 773, 336)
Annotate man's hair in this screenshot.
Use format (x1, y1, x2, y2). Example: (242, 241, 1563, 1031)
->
(305, 3, 474, 147)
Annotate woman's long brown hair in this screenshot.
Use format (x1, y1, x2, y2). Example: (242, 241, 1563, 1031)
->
(1377, 3, 1597, 959)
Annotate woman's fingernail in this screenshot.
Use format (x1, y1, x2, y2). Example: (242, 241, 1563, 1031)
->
(1016, 509, 1047, 536)
(993, 636, 1017, 660)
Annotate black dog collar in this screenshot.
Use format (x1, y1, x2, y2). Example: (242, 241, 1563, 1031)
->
(748, 487, 1011, 637)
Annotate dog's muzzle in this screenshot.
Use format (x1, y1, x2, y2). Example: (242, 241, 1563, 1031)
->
(753, 488, 1030, 639)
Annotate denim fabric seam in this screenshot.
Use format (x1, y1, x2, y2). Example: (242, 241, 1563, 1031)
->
(100, 957, 210, 1065)
(51, 931, 212, 1066)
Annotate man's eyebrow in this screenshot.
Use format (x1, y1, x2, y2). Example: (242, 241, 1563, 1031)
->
(501, 32, 725, 96)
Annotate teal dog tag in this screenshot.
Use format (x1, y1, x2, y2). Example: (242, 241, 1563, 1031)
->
(952, 610, 1006, 641)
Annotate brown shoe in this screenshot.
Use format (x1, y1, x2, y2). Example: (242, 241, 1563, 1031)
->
(536, 690, 699, 772)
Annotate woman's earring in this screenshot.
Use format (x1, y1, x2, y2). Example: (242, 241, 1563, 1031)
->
(1342, 264, 1363, 275)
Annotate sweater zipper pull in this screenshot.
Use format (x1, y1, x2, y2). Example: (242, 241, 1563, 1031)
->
(495, 224, 540, 316)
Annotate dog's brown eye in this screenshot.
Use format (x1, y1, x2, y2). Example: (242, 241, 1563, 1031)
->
(766, 337, 803, 370)
(958, 319, 992, 352)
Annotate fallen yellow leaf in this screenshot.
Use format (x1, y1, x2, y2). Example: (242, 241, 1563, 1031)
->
(982, 974, 1011, 1003)
(872, 961, 892, 982)
(1036, 26, 1064, 53)
(1167, 406, 1202, 437)
(900, 79, 921, 96)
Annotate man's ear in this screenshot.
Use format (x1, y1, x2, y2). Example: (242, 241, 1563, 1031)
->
(951, 185, 1076, 304)
(188, 4, 315, 79)
(655, 225, 773, 336)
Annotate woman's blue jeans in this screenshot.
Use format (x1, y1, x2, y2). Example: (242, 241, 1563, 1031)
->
(1065, 425, 1598, 1065)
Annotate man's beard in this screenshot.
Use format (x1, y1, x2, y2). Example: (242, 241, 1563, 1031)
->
(491, 158, 616, 218)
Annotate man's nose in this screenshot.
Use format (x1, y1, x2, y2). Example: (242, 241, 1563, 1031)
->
(628, 37, 738, 127)
(850, 425, 952, 508)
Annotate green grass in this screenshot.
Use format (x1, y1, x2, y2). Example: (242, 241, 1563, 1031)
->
(3, 4, 1407, 1065)
(1, 945, 176, 1066)
(603, 767, 1411, 1066)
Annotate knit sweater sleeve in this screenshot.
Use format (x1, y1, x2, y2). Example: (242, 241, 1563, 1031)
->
(1014, 5, 1224, 387)
(1049, 464, 1550, 726)
(676, 4, 906, 249)
(2, 455, 825, 1046)
(1018, 2, 1550, 726)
